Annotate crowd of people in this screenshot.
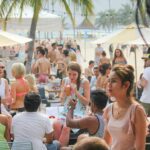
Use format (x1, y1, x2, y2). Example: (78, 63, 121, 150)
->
(0, 36, 149, 150)
(1, 0, 150, 149)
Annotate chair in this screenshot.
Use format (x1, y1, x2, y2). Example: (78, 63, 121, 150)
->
(0, 141, 33, 150)
(38, 86, 50, 106)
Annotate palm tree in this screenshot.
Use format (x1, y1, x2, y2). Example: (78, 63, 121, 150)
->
(95, 9, 118, 32)
(0, 0, 94, 73)
(117, 4, 135, 25)
(130, 0, 149, 26)
(60, 16, 68, 40)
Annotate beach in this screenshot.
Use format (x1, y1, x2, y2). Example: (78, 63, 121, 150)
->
(77, 38, 144, 81)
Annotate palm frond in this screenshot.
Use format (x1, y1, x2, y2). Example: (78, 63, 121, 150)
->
(62, 0, 75, 26)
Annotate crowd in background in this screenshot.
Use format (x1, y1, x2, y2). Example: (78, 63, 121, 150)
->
(0, 36, 149, 150)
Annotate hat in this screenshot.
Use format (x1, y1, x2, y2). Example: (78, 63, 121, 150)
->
(141, 54, 150, 60)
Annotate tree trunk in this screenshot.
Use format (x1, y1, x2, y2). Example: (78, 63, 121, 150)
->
(139, 0, 149, 27)
(139, 8, 149, 27)
(26, 7, 40, 73)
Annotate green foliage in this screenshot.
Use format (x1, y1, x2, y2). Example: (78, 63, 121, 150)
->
(95, 4, 135, 31)
(0, 0, 94, 73)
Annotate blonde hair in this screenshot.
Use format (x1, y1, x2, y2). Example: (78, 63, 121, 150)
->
(69, 52, 77, 61)
(25, 74, 37, 92)
(73, 137, 109, 150)
(11, 63, 26, 78)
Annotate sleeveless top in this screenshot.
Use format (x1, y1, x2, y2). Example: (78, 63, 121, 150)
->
(0, 78, 5, 99)
(62, 77, 87, 117)
(11, 78, 29, 109)
(113, 59, 127, 65)
(89, 113, 105, 138)
(0, 78, 10, 115)
(0, 123, 9, 150)
(105, 103, 140, 150)
(15, 78, 29, 97)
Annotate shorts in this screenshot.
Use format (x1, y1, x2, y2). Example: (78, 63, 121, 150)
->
(38, 74, 49, 83)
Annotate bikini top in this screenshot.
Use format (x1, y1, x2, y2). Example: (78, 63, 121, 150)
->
(15, 78, 29, 97)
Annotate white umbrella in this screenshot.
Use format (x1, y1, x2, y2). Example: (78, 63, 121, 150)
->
(0, 30, 32, 47)
(92, 24, 150, 44)
(127, 37, 150, 45)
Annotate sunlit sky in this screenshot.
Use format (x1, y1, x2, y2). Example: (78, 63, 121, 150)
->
(93, 0, 131, 12)
(63, 0, 132, 25)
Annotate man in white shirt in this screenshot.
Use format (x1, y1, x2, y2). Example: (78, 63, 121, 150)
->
(140, 59, 150, 115)
(11, 92, 60, 150)
(90, 66, 100, 91)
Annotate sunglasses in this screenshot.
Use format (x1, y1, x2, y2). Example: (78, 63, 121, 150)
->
(0, 66, 5, 69)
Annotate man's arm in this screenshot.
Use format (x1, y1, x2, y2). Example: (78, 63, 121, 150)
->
(44, 131, 54, 143)
(140, 77, 148, 88)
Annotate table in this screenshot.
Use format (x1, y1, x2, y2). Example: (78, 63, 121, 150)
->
(45, 88, 61, 95)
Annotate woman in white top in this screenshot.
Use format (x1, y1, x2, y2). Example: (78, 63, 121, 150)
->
(0, 62, 11, 115)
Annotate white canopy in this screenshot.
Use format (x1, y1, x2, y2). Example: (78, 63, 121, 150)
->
(0, 30, 32, 47)
(92, 24, 150, 45)
(127, 36, 150, 45)
(2, 7, 63, 32)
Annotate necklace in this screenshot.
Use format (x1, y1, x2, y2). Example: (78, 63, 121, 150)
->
(113, 105, 128, 119)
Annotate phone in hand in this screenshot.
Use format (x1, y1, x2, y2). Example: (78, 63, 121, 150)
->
(72, 99, 76, 102)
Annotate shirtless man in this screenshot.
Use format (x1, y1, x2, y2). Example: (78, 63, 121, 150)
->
(95, 44, 104, 66)
(33, 47, 50, 83)
(48, 43, 58, 64)
(56, 44, 64, 63)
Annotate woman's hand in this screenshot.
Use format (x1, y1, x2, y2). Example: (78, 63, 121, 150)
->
(68, 99, 77, 110)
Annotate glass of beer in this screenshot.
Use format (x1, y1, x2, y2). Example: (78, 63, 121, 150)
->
(65, 84, 71, 96)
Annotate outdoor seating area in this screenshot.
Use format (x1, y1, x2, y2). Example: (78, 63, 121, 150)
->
(1, 0, 150, 150)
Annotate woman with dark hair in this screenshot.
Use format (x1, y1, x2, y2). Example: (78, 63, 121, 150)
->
(60, 62, 90, 115)
(0, 62, 12, 113)
(96, 63, 111, 91)
(103, 64, 146, 150)
(53, 62, 90, 147)
(112, 49, 127, 65)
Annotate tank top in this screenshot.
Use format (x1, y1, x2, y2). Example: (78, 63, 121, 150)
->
(89, 113, 105, 138)
(0, 78, 5, 99)
(62, 77, 87, 117)
(106, 103, 139, 150)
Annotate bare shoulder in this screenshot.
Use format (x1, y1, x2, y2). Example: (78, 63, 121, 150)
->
(135, 103, 146, 115)
(82, 78, 90, 85)
(0, 115, 9, 125)
(3, 78, 9, 85)
(11, 81, 16, 87)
